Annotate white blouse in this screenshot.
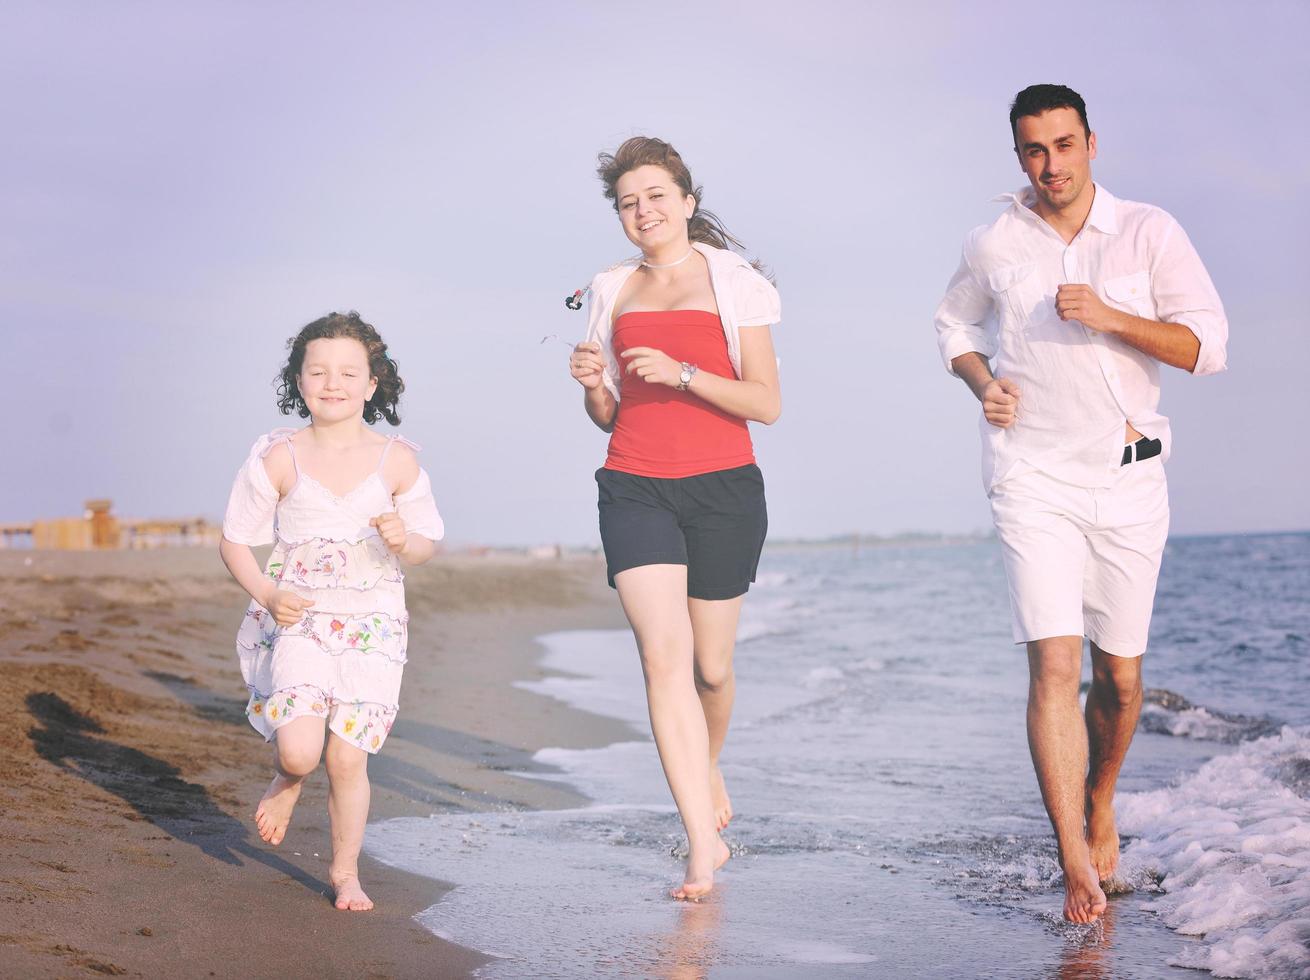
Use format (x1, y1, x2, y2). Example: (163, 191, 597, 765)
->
(583, 242, 782, 402)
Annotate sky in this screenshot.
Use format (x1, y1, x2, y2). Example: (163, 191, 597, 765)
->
(2, 0, 1307, 547)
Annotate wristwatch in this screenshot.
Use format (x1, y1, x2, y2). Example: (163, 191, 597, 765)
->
(676, 362, 698, 391)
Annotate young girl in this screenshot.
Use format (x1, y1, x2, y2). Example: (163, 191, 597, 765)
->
(567, 137, 781, 900)
(219, 311, 443, 911)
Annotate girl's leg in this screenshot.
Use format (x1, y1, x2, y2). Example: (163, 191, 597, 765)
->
(615, 564, 729, 900)
(688, 595, 745, 831)
(324, 731, 373, 911)
(256, 715, 326, 845)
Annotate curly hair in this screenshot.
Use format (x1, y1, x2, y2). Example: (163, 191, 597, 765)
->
(596, 136, 768, 275)
(276, 311, 404, 425)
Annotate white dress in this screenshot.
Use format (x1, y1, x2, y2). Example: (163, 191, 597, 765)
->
(221, 428, 443, 753)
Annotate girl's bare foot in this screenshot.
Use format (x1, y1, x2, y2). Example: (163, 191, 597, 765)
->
(330, 869, 374, 911)
(254, 774, 302, 846)
(709, 766, 733, 831)
(671, 838, 731, 901)
(1085, 795, 1120, 882)
(1062, 859, 1108, 924)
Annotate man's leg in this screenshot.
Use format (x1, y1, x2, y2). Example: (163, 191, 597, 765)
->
(1081, 456, 1168, 885)
(1084, 644, 1143, 882)
(1027, 635, 1108, 925)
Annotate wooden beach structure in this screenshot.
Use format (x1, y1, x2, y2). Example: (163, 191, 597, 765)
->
(0, 500, 221, 550)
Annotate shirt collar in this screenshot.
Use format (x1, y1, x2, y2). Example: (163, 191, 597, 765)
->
(992, 181, 1119, 235)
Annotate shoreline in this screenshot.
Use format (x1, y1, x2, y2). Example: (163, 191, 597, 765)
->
(0, 548, 628, 978)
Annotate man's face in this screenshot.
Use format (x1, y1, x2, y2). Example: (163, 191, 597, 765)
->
(1014, 107, 1097, 213)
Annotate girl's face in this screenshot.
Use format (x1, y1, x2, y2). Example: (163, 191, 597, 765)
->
(614, 164, 696, 253)
(298, 337, 377, 424)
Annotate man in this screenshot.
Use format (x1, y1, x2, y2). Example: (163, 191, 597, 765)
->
(933, 84, 1228, 924)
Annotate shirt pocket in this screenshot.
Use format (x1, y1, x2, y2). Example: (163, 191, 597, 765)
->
(987, 262, 1044, 329)
(1102, 271, 1154, 318)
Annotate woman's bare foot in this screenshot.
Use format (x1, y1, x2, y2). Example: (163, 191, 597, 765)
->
(1085, 794, 1120, 883)
(709, 765, 733, 831)
(671, 838, 731, 901)
(254, 774, 302, 846)
(330, 869, 374, 911)
(1062, 859, 1108, 924)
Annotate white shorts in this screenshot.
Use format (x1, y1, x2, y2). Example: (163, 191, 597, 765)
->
(988, 458, 1169, 657)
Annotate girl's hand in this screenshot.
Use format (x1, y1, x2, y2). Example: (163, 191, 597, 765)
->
(266, 589, 315, 626)
(619, 347, 681, 387)
(370, 512, 409, 554)
(570, 342, 605, 390)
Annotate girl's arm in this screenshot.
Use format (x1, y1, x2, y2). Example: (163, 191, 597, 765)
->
(370, 515, 436, 565)
(618, 324, 781, 424)
(377, 444, 442, 565)
(219, 537, 278, 607)
(218, 442, 313, 625)
(219, 537, 315, 624)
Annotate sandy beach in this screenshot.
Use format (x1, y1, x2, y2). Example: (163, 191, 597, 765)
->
(0, 548, 627, 978)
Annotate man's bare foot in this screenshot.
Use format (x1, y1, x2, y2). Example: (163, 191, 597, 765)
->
(709, 765, 733, 831)
(1085, 793, 1120, 883)
(254, 774, 302, 846)
(1062, 859, 1108, 924)
(331, 869, 374, 911)
(671, 838, 731, 901)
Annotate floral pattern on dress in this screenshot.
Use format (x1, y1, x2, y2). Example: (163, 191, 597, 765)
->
(245, 684, 397, 754)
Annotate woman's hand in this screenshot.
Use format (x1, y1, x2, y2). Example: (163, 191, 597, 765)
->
(370, 512, 409, 554)
(620, 346, 681, 387)
(265, 589, 315, 626)
(570, 341, 606, 390)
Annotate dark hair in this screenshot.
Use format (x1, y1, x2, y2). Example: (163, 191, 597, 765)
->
(276, 311, 404, 425)
(597, 136, 765, 270)
(1009, 84, 1091, 147)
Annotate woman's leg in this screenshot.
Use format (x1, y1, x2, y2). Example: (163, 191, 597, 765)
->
(615, 564, 729, 899)
(324, 731, 373, 911)
(255, 714, 325, 845)
(688, 595, 745, 831)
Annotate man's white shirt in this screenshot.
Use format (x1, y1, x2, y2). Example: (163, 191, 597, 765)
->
(934, 183, 1228, 491)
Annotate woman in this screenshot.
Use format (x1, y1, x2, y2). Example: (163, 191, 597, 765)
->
(568, 136, 781, 900)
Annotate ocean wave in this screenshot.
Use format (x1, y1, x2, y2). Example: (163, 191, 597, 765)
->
(1118, 726, 1310, 979)
(1139, 688, 1282, 744)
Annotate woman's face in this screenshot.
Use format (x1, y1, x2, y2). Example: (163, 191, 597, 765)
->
(298, 336, 377, 424)
(614, 164, 696, 253)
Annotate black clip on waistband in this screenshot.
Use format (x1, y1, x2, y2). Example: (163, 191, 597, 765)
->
(1121, 436, 1163, 466)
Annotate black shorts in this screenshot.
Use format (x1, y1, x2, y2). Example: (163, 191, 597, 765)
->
(596, 464, 768, 601)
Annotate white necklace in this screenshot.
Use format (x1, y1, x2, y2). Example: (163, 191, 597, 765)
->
(641, 248, 694, 270)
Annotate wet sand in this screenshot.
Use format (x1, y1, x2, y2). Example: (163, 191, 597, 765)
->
(0, 548, 628, 978)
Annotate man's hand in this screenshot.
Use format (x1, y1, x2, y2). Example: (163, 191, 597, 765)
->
(1056, 284, 1123, 334)
(265, 589, 315, 627)
(982, 378, 1021, 428)
(370, 512, 409, 554)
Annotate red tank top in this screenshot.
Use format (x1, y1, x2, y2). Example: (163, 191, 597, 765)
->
(604, 310, 756, 478)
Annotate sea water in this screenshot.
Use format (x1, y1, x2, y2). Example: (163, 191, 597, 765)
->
(367, 533, 1310, 978)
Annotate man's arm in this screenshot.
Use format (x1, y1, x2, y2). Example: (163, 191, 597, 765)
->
(936, 237, 1020, 428)
(951, 352, 1021, 428)
(1055, 214, 1228, 375)
(1054, 286, 1200, 371)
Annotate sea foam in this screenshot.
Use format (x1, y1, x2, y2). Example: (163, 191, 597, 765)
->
(1119, 726, 1310, 979)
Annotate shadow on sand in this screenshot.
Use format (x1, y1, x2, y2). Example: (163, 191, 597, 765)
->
(26, 691, 328, 897)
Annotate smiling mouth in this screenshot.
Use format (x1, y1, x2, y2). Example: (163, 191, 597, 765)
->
(638, 219, 663, 232)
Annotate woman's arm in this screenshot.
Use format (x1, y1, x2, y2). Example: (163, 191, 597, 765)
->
(619, 324, 781, 424)
(571, 341, 617, 431)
